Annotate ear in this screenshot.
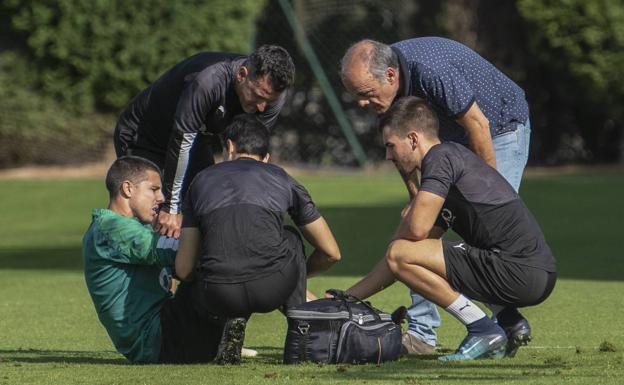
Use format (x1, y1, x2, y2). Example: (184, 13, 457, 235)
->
(120, 180, 133, 198)
(407, 131, 419, 150)
(262, 153, 270, 163)
(386, 67, 399, 85)
(225, 139, 236, 160)
(237, 66, 249, 83)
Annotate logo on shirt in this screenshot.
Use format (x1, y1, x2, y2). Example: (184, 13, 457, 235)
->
(453, 242, 466, 251)
(216, 105, 225, 117)
(441, 208, 455, 228)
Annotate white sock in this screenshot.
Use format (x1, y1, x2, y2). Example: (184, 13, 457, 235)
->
(485, 303, 505, 318)
(445, 295, 487, 325)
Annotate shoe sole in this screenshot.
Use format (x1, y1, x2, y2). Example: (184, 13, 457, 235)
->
(505, 328, 532, 358)
(215, 318, 246, 365)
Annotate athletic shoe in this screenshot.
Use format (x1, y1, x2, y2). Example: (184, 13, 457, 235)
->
(438, 332, 507, 361)
(401, 332, 436, 355)
(500, 316, 532, 357)
(241, 347, 258, 358)
(215, 317, 246, 365)
(391, 306, 408, 325)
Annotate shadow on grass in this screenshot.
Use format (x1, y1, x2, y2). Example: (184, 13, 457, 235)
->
(0, 349, 127, 365)
(240, 350, 572, 383)
(1, 204, 622, 281)
(0, 247, 83, 271)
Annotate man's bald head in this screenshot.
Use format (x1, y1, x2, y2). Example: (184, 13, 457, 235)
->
(340, 39, 401, 114)
(340, 40, 398, 81)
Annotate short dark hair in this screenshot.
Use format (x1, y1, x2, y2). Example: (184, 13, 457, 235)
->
(378, 96, 439, 138)
(244, 45, 295, 91)
(105, 156, 161, 197)
(224, 115, 270, 158)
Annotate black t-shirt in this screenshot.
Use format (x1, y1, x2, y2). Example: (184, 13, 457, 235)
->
(420, 142, 556, 272)
(182, 157, 321, 283)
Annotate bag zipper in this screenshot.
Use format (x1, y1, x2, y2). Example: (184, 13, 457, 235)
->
(287, 310, 392, 323)
(287, 310, 350, 320)
(335, 321, 395, 362)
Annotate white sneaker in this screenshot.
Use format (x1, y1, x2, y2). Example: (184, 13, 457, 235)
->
(241, 347, 258, 358)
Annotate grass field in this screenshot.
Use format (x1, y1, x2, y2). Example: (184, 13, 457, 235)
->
(1, 170, 623, 384)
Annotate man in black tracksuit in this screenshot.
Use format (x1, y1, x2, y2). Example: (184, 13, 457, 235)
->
(114, 45, 295, 238)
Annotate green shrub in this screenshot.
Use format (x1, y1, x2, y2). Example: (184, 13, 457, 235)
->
(2, 0, 265, 113)
(0, 52, 113, 167)
(0, 0, 265, 166)
(517, 0, 624, 162)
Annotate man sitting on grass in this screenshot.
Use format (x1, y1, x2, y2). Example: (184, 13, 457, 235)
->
(83, 156, 223, 364)
(175, 114, 341, 364)
(342, 96, 557, 361)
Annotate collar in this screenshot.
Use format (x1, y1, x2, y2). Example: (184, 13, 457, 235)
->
(392, 46, 412, 97)
(237, 155, 260, 161)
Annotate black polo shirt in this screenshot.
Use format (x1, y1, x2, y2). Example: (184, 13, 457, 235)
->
(182, 157, 321, 283)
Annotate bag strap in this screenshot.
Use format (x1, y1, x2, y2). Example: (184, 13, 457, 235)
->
(326, 289, 382, 321)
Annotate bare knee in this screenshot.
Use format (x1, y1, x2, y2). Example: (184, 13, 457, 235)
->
(385, 240, 409, 274)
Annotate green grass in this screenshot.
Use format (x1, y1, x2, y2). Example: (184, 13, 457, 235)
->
(1, 170, 623, 384)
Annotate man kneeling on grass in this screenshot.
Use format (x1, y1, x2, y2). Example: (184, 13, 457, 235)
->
(175, 114, 341, 364)
(83, 156, 224, 364)
(342, 96, 557, 361)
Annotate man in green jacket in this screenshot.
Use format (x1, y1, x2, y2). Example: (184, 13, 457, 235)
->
(83, 156, 222, 363)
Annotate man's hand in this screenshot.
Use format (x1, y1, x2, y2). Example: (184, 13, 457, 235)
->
(154, 212, 182, 238)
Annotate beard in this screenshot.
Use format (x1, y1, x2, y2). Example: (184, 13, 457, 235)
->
(393, 161, 418, 180)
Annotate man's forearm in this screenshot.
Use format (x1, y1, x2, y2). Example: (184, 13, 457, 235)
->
(346, 257, 396, 300)
(398, 168, 419, 200)
(306, 249, 338, 278)
(468, 129, 496, 169)
(457, 102, 496, 169)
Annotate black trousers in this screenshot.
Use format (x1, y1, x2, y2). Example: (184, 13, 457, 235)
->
(159, 282, 225, 364)
(194, 226, 307, 318)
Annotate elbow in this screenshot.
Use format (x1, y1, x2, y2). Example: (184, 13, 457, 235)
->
(404, 224, 430, 242)
(328, 242, 342, 263)
(329, 249, 342, 263)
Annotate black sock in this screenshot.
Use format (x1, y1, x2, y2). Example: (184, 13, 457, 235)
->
(497, 307, 523, 326)
(466, 316, 501, 336)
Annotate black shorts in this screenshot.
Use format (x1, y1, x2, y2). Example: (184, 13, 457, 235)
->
(443, 240, 556, 307)
(159, 282, 225, 364)
(194, 226, 307, 318)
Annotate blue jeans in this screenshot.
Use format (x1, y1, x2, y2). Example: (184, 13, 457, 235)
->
(406, 120, 531, 345)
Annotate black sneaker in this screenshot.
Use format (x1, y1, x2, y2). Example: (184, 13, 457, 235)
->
(501, 316, 532, 357)
(215, 317, 246, 365)
(391, 306, 408, 325)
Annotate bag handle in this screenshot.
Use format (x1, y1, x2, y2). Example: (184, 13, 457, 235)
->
(325, 289, 383, 322)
